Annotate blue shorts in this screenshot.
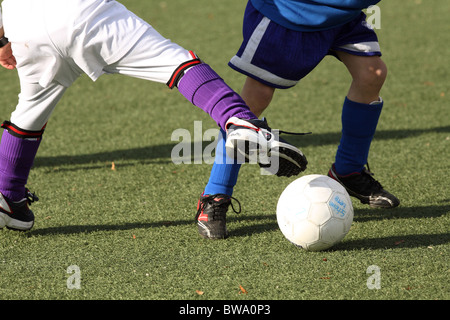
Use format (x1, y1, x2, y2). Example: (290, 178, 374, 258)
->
(229, 1, 381, 89)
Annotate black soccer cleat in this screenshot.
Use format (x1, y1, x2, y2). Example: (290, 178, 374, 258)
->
(0, 189, 38, 231)
(195, 193, 241, 239)
(328, 164, 400, 209)
(225, 117, 308, 177)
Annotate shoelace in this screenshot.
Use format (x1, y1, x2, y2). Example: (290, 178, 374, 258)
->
(228, 196, 241, 215)
(262, 117, 312, 136)
(278, 129, 312, 136)
(196, 195, 241, 220)
(26, 189, 39, 205)
(360, 163, 384, 191)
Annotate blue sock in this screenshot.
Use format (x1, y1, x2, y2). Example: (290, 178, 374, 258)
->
(334, 97, 383, 175)
(204, 129, 241, 196)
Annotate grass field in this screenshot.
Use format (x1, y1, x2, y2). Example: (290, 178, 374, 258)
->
(0, 0, 448, 306)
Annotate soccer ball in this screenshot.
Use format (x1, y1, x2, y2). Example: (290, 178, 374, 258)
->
(276, 174, 354, 251)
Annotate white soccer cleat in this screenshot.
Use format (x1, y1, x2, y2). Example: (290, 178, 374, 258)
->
(225, 117, 308, 177)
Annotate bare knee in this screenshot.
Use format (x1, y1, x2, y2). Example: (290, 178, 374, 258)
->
(241, 77, 275, 117)
(354, 58, 387, 90)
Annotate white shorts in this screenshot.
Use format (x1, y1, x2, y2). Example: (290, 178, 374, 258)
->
(1, 0, 194, 131)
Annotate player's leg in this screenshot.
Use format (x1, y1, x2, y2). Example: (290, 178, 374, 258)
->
(224, 5, 313, 176)
(334, 52, 387, 175)
(99, 20, 256, 131)
(323, 12, 399, 208)
(203, 77, 274, 197)
(0, 81, 67, 231)
(0, 2, 73, 230)
(204, 0, 320, 197)
(339, 52, 387, 104)
(197, 78, 275, 239)
(196, 1, 317, 239)
(240, 77, 276, 118)
(329, 51, 399, 208)
(102, 23, 305, 175)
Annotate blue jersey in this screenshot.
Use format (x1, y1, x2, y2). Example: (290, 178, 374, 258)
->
(250, 0, 381, 31)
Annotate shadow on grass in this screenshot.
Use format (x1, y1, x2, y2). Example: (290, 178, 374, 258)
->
(334, 233, 450, 251)
(230, 204, 449, 235)
(32, 125, 450, 168)
(27, 205, 449, 250)
(352, 204, 450, 222)
(28, 220, 188, 237)
(33, 143, 177, 168)
(287, 125, 450, 147)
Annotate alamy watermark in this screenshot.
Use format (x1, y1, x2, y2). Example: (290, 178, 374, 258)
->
(67, 265, 81, 290)
(170, 121, 278, 175)
(366, 265, 381, 290)
(64, 264, 381, 291)
(365, 5, 381, 29)
(170, 121, 219, 165)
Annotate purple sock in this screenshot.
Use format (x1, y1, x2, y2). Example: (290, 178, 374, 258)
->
(177, 64, 257, 130)
(0, 130, 41, 201)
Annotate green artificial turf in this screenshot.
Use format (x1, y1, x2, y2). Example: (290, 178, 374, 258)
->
(0, 0, 448, 305)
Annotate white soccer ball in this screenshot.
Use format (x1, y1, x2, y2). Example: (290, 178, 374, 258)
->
(276, 174, 354, 251)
